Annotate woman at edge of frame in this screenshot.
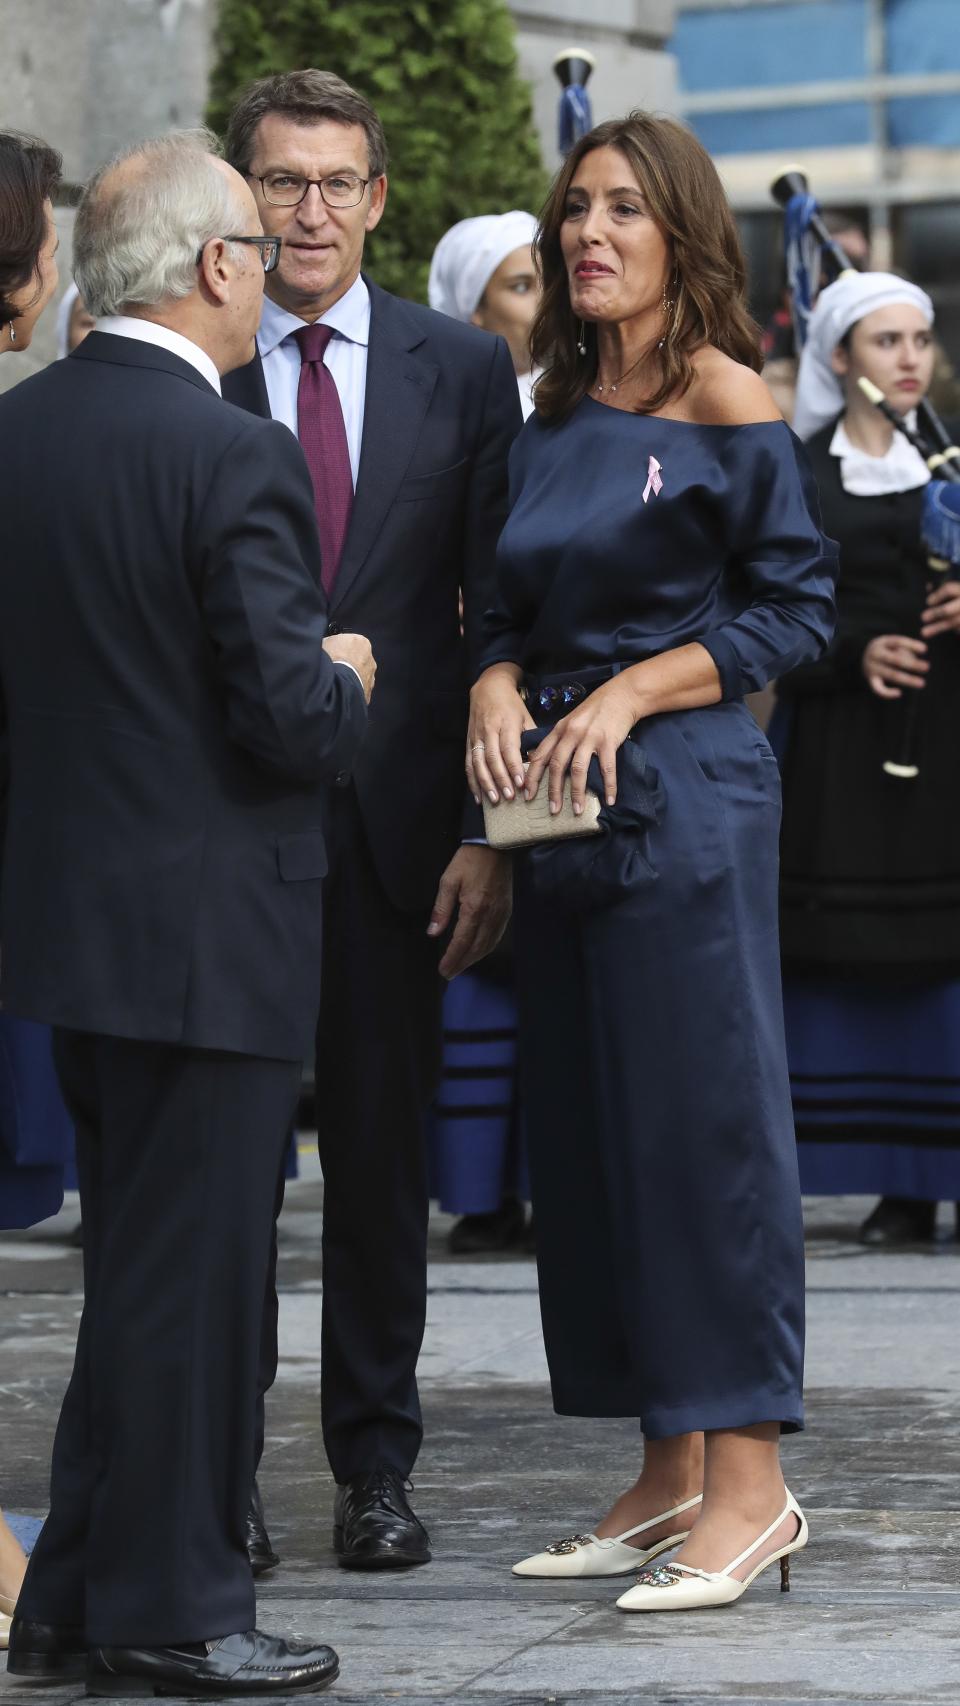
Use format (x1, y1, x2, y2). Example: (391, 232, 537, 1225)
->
(468, 111, 837, 1613)
(775, 271, 960, 1247)
(0, 127, 66, 1650)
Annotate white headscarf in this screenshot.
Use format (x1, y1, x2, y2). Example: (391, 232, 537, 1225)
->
(55, 281, 81, 360)
(793, 271, 934, 440)
(428, 211, 538, 324)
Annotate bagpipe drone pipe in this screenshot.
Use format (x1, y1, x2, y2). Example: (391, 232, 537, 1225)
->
(771, 166, 960, 779)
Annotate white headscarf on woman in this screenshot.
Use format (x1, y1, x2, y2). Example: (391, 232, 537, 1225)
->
(428, 211, 538, 325)
(793, 271, 934, 441)
(55, 281, 81, 360)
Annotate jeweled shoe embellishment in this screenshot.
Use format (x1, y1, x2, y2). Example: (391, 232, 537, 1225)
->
(642, 455, 663, 504)
(545, 1533, 591, 1556)
(634, 1563, 683, 1587)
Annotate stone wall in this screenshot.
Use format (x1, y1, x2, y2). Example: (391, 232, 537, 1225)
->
(1, 0, 216, 387)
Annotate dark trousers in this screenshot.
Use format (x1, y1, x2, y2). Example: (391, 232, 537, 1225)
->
(17, 1029, 300, 1645)
(256, 788, 443, 1483)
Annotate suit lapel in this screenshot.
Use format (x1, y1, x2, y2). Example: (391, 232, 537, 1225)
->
(331, 282, 438, 610)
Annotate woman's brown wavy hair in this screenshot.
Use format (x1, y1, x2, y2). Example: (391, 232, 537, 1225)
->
(531, 111, 762, 421)
(0, 132, 61, 328)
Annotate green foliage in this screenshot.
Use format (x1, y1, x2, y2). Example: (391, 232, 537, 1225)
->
(207, 0, 548, 303)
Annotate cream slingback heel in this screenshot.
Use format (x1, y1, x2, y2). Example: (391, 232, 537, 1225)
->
(615, 1489, 807, 1611)
(512, 1493, 702, 1579)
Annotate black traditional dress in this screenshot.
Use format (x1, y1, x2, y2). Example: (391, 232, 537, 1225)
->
(774, 417, 960, 1198)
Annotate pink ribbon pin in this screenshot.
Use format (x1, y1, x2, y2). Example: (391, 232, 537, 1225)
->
(643, 455, 663, 504)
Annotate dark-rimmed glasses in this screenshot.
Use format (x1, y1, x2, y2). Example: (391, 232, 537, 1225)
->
(196, 235, 282, 273)
(250, 172, 370, 209)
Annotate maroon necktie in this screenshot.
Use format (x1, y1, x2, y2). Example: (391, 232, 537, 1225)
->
(294, 323, 354, 598)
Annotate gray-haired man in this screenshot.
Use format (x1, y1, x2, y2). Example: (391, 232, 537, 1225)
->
(1, 133, 372, 1696)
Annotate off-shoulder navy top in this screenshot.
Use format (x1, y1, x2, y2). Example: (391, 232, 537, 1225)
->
(480, 397, 838, 698)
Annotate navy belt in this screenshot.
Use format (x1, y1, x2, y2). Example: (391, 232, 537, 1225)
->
(522, 662, 626, 718)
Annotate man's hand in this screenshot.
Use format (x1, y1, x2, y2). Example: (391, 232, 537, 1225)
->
(427, 845, 512, 980)
(323, 632, 377, 703)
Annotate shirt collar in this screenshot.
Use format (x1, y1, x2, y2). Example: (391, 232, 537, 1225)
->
(257, 274, 371, 357)
(829, 412, 930, 497)
(94, 315, 222, 395)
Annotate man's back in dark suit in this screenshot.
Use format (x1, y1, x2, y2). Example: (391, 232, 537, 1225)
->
(220, 77, 521, 1540)
(1, 332, 364, 1058)
(0, 184, 366, 1660)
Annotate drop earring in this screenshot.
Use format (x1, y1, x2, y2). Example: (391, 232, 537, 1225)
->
(7, 322, 15, 344)
(658, 280, 677, 351)
(576, 319, 587, 356)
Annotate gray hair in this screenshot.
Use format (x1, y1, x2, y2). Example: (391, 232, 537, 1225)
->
(74, 129, 249, 316)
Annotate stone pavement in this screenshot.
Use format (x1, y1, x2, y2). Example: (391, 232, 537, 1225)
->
(1, 1164, 959, 1705)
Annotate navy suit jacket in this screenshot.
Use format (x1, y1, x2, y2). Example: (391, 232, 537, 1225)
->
(0, 332, 366, 1061)
(223, 279, 522, 912)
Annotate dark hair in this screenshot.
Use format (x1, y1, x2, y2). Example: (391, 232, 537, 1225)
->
(531, 111, 762, 421)
(225, 69, 388, 181)
(0, 131, 62, 326)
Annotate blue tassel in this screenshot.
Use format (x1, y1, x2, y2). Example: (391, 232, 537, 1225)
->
(921, 480, 960, 568)
(558, 84, 592, 155)
(784, 191, 821, 351)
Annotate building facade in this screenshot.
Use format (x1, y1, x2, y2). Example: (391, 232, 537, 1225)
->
(671, 0, 960, 352)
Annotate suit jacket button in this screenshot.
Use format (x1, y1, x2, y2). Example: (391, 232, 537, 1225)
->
(335, 771, 347, 787)
(326, 620, 342, 635)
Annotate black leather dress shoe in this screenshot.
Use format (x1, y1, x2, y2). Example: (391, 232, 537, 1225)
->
(448, 1196, 526, 1255)
(333, 1468, 431, 1569)
(246, 1479, 280, 1576)
(86, 1629, 338, 1697)
(859, 1195, 937, 1247)
(6, 1616, 87, 1681)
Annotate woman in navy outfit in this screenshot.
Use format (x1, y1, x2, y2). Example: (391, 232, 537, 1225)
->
(468, 113, 836, 1614)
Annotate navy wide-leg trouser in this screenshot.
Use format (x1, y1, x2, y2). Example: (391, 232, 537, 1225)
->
(514, 701, 806, 1435)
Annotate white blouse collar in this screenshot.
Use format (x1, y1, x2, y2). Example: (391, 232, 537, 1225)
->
(829, 413, 930, 497)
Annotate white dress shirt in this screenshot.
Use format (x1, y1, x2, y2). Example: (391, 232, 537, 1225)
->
(257, 275, 370, 489)
(95, 315, 222, 394)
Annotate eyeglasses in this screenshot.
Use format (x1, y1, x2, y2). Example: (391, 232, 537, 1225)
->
(196, 235, 282, 273)
(251, 172, 370, 209)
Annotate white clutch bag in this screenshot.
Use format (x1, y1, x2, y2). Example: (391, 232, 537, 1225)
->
(482, 765, 603, 851)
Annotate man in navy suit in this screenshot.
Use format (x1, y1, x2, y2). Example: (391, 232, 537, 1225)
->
(222, 70, 521, 1569)
(1, 132, 373, 1694)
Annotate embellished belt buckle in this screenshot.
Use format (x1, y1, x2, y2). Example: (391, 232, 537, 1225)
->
(537, 681, 587, 713)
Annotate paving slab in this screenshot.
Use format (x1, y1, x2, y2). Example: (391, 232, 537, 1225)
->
(1, 1174, 958, 1704)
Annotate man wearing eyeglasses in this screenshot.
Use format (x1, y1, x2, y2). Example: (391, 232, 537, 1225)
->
(222, 69, 521, 1574)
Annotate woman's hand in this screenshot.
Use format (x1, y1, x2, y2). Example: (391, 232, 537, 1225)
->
(921, 581, 960, 640)
(467, 663, 536, 804)
(524, 677, 643, 814)
(862, 634, 929, 699)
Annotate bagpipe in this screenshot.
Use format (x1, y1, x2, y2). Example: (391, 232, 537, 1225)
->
(771, 166, 960, 779)
(553, 48, 595, 157)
